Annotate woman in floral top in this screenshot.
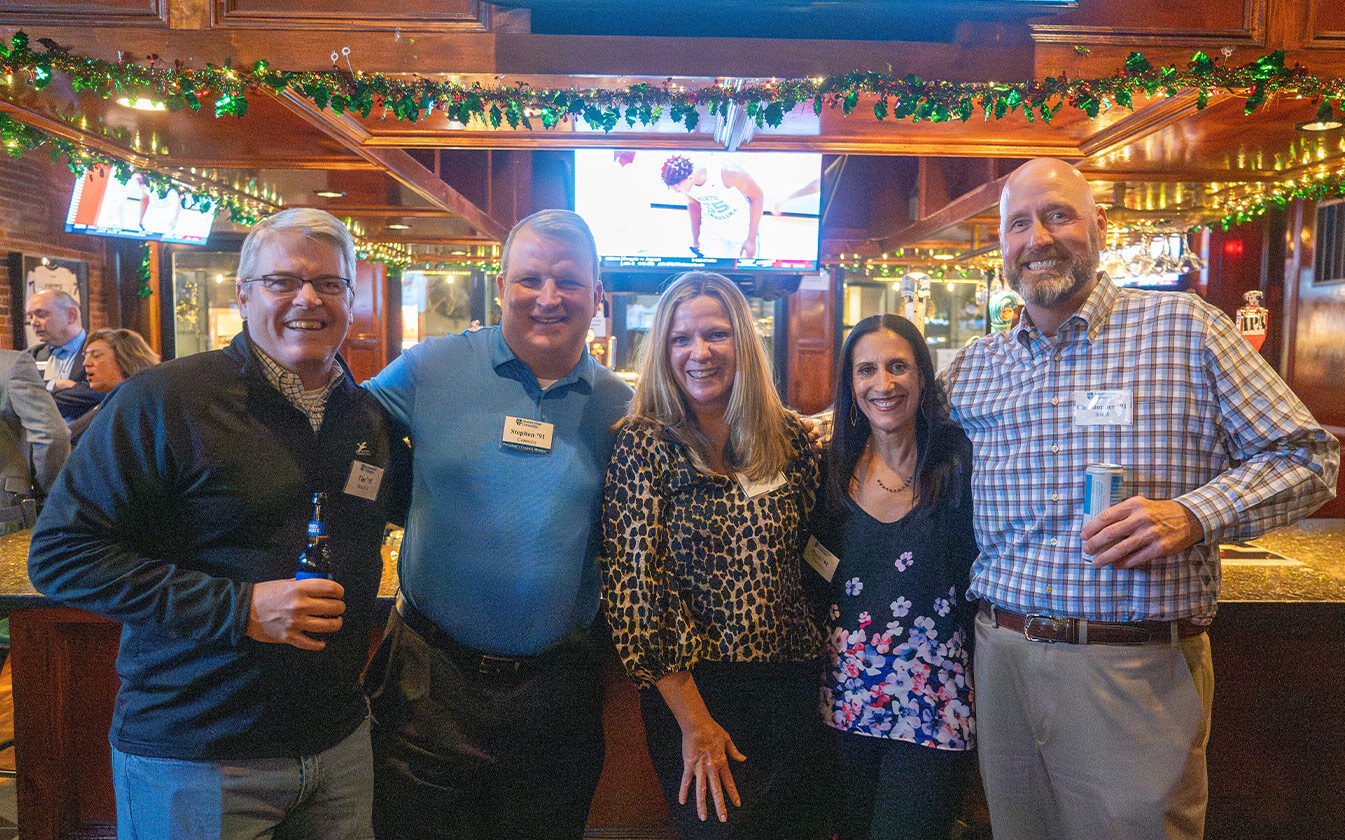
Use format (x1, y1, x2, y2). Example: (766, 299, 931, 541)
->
(601, 272, 828, 839)
(815, 313, 978, 840)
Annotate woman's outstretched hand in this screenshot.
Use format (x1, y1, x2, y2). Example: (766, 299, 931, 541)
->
(657, 670, 747, 822)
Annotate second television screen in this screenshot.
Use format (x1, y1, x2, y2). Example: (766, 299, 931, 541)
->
(574, 149, 822, 273)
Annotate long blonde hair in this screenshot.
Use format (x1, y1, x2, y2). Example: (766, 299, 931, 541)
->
(627, 271, 794, 480)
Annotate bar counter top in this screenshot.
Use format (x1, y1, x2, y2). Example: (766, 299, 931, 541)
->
(1, 520, 1342, 605)
(0, 530, 403, 605)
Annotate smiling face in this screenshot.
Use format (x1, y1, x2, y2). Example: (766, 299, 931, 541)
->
(668, 294, 737, 420)
(851, 328, 923, 438)
(236, 228, 354, 389)
(82, 339, 125, 393)
(1000, 159, 1106, 316)
(497, 227, 603, 381)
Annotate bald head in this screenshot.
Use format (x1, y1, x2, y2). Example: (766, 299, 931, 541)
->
(999, 158, 1099, 233)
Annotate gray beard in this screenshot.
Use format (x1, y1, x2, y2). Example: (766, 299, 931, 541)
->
(1006, 253, 1098, 307)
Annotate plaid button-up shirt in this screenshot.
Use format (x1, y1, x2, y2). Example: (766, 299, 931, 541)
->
(942, 275, 1338, 622)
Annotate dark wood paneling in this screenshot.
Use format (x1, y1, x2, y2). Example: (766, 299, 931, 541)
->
(10, 607, 120, 840)
(785, 270, 838, 416)
(0, 0, 167, 27)
(215, 0, 488, 30)
(340, 259, 389, 383)
(1028, 0, 1262, 45)
(1282, 198, 1345, 517)
(1206, 604, 1345, 838)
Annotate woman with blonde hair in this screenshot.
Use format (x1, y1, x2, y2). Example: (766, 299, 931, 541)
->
(601, 271, 828, 839)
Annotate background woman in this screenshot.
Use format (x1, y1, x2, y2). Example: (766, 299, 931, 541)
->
(70, 327, 158, 445)
(816, 314, 977, 840)
(601, 271, 828, 839)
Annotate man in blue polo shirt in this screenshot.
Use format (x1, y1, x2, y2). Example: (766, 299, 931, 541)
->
(363, 209, 633, 840)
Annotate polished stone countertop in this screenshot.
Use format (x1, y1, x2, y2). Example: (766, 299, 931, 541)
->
(0, 528, 403, 606)
(1, 521, 1341, 606)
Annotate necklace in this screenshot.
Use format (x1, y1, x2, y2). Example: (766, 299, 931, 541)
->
(874, 471, 913, 494)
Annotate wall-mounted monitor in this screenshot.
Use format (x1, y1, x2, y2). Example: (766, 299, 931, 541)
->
(574, 149, 822, 273)
(65, 165, 216, 245)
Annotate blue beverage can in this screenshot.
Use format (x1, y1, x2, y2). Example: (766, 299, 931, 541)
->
(1083, 463, 1126, 522)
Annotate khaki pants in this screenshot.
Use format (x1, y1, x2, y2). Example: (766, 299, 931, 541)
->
(973, 610, 1213, 840)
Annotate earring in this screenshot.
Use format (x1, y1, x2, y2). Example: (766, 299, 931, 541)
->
(849, 405, 859, 427)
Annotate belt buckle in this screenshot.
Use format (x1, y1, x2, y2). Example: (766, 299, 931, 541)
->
(1023, 613, 1073, 644)
(478, 654, 521, 675)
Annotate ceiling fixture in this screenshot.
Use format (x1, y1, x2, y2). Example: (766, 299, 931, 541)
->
(314, 190, 346, 198)
(1297, 102, 1344, 132)
(386, 223, 411, 231)
(115, 97, 166, 112)
(932, 252, 957, 261)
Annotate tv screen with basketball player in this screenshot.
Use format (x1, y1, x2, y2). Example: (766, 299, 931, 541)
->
(574, 149, 822, 272)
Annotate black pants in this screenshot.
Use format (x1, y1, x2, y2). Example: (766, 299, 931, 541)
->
(365, 608, 606, 840)
(640, 660, 832, 840)
(829, 729, 975, 840)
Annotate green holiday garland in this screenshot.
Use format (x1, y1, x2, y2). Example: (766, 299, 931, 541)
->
(4, 29, 1345, 251)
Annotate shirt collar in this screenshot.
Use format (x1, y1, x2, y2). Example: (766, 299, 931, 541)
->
(1010, 272, 1118, 348)
(247, 336, 343, 402)
(489, 324, 595, 390)
(54, 329, 86, 358)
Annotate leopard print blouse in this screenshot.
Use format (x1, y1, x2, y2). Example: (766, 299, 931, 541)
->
(599, 415, 826, 689)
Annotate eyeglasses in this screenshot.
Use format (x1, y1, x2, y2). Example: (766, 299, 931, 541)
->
(243, 274, 352, 297)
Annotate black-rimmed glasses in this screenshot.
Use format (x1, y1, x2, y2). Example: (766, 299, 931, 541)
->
(243, 274, 352, 296)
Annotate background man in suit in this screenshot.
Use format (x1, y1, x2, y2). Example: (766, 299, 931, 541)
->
(0, 350, 68, 532)
(24, 289, 102, 420)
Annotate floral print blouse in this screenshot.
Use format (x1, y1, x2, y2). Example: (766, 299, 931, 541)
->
(600, 416, 826, 689)
(816, 451, 978, 750)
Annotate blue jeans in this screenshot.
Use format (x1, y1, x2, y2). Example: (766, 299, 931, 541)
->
(111, 718, 373, 840)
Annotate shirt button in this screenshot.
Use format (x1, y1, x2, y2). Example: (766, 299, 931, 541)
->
(1051, 493, 1061, 501)
(1045, 585, 1054, 593)
(1051, 444, 1061, 453)
(1050, 397, 1060, 406)
(1049, 538, 1058, 546)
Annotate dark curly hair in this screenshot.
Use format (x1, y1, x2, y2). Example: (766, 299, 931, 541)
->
(660, 154, 695, 187)
(823, 314, 968, 514)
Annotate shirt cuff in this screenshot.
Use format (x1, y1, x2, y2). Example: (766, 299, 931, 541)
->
(1173, 489, 1228, 546)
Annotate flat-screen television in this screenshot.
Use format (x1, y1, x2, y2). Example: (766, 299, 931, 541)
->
(65, 165, 216, 245)
(574, 149, 822, 273)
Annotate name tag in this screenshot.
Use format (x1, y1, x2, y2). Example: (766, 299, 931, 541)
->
(35, 357, 54, 381)
(501, 416, 555, 454)
(803, 536, 839, 582)
(344, 461, 384, 500)
(1072, 389, 1132, 426)
(738, 471, 786, 500)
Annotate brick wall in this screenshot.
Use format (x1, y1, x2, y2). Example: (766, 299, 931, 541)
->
(0, 155, 113, 348)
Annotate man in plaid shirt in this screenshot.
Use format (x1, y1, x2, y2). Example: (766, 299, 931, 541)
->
(943, 158, 1338, 840)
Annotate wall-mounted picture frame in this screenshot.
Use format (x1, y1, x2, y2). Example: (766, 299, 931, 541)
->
(8, 253, 91, 349)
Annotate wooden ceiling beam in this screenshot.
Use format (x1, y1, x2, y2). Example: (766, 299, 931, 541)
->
(269, 90, 511, 242)
(879, 174, 1010, 250)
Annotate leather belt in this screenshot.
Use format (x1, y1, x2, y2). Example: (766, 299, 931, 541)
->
(395, 593, 539, 675)
(980, 601, 1206, 645)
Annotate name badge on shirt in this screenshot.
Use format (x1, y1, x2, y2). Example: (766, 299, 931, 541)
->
(737, 471, 786, 500)
(803, 536, 839, 582)
(1072, 390, 1132, 426)
(35, 357, 53, 381)
(344, 461, 384, 500)
(501, 416, 555, 454)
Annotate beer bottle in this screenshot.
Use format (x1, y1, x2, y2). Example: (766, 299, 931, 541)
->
(295, 492, 332, 580)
